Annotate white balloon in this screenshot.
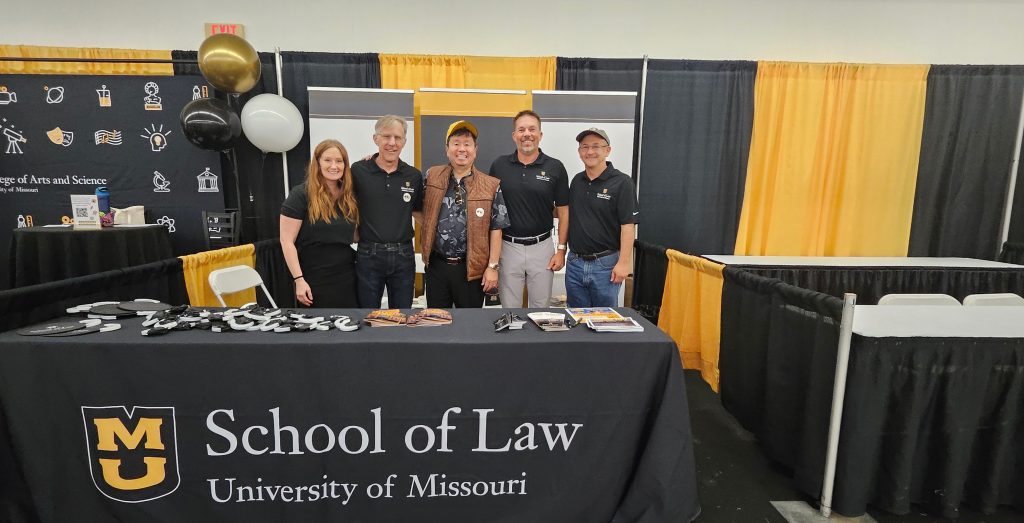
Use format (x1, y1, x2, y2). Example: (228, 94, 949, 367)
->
(240, 93, 304, 153)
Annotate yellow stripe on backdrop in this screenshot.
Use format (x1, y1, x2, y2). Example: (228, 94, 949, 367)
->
(379, 54, 555, 168)
(0, 45, 173, 75)
(658, 251, 725, 391)
(180, 244, 256, 307)
(734, 62, 930, 256)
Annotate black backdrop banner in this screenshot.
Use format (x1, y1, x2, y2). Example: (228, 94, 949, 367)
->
(0, 74, 224, 287)
(637, 60, 756, 255)
(909, 65, 1024, 259)
(174, 50, 281, 244)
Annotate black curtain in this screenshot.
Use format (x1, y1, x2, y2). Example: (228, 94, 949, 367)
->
(0, 257, 188, 333)
(718, 267, 844, 502)
(631, 240, 668, 324)
(281, 52, 381, 188)
(1000, 241, 1024, 264)
(253, 239, 294, 308)
(909, 65, 1024, 259)
(735, 265, 1024, 304)
(173, 50, 280, 244)
(556, 58, 644, 175)
(638, 60, 756, 255)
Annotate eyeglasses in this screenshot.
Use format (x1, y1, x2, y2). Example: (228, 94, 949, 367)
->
(578, 144, 608, 152)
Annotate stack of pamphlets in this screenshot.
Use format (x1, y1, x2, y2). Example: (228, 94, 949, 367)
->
(406, 309, 453, 327)
(566, 307, 644, 333)
(363, 309, 407, 327)
(527, 312, 571, 332)
(584, 317, 644, 332)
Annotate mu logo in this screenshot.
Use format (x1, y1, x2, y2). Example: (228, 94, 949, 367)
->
(81, 406, 180, 503)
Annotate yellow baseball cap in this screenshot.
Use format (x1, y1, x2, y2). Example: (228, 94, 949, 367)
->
(446, 120, 478, 143)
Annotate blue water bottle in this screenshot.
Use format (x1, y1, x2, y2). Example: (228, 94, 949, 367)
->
(95, 186, 110, 215)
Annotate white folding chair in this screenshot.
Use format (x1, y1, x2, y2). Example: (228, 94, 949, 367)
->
(963, 293, 1024, 306)
(208, 265, 277, 308)
(877, 293, 960, 306)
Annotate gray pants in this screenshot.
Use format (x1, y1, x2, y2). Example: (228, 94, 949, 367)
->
(499, 240, 554, 308)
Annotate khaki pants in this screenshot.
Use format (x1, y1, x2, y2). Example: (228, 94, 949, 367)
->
(499, 240, 555, 308)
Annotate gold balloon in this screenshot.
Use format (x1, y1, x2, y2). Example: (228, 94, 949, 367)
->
(198, 33, 261, 94)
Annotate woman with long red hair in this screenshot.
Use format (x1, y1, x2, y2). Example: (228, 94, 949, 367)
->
(280, 139, 360, 307)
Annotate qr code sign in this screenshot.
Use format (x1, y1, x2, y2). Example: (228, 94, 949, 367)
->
(75, 207, 90, 218)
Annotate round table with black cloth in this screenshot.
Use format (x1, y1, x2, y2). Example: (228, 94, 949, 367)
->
(9, 225, 173, 288)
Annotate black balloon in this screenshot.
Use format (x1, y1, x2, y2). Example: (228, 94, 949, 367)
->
(180, 98, 241, 151)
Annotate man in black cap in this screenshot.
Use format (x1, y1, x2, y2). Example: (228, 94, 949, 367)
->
(488, 110, 569, 308)
(565, 128, 639, 307)
(420, 120, 510, 308)
(351, 115, 422, 309)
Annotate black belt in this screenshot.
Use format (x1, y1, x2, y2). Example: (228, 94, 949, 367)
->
(431, 252, 466, 265)
(503, 230, 552, 246)
(575, 249, 616, 261)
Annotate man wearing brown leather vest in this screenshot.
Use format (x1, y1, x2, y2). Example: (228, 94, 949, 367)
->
(421, 120, 510, 308)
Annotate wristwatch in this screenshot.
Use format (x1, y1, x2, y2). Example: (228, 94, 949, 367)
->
(557, 244, 567, 251)
(487, 262, 500, 270)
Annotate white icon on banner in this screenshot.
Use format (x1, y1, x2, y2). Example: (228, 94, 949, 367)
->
(156, 215, 176, 233)
(143, 82, 162, 111)
(152, 171, 171, 193)
(96, 84, 111, 107)
(46, 127, 74, 147)
(44, 85, 65, 104)
(141, 124, 171, 151)
(94, 130, 123, 145)
(192, 84, 212, 101)
(2, 119, 27, 154)
(0, 86, 17, 105)
(196, 167, 219, 193)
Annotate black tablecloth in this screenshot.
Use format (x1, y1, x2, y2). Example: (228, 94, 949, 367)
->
(0, 309, 699, 523)
(837, 335, 1024, 518)
(9, 225, 173, 288)
(732, 264, 1024, 304)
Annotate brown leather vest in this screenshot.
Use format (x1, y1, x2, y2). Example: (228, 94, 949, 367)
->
(421, 164, 501, 281)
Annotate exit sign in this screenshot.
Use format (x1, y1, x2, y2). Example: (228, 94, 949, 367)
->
(204, 23, 246, 37)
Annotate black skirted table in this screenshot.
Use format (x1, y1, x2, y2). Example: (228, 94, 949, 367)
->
(719, 267, 1024, 518)
(0, 309, 699, 523)
(9, 225, 173, 288)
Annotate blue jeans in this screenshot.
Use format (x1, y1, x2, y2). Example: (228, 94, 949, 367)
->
(356, 241, 416, 309)
(565, 251, 621, 308)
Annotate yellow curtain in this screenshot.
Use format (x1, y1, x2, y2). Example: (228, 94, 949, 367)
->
(379, 54, 467, 90)
(463, 56, 556, 91)
(180, 244, 256, 307)
(0, 45, 173, 75)
(381, 54, 555, 168)
(658, 250, 725, 391)
(735, 61, 930, 256)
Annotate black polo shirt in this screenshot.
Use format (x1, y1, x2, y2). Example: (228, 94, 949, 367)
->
(351, 154, 423, 244)
(488, 149, 569, 238)
(280, 182, 356, 246)
(568, 162, 639, 255)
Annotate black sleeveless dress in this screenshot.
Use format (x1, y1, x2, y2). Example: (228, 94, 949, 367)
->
(280, 183, 358, 308)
